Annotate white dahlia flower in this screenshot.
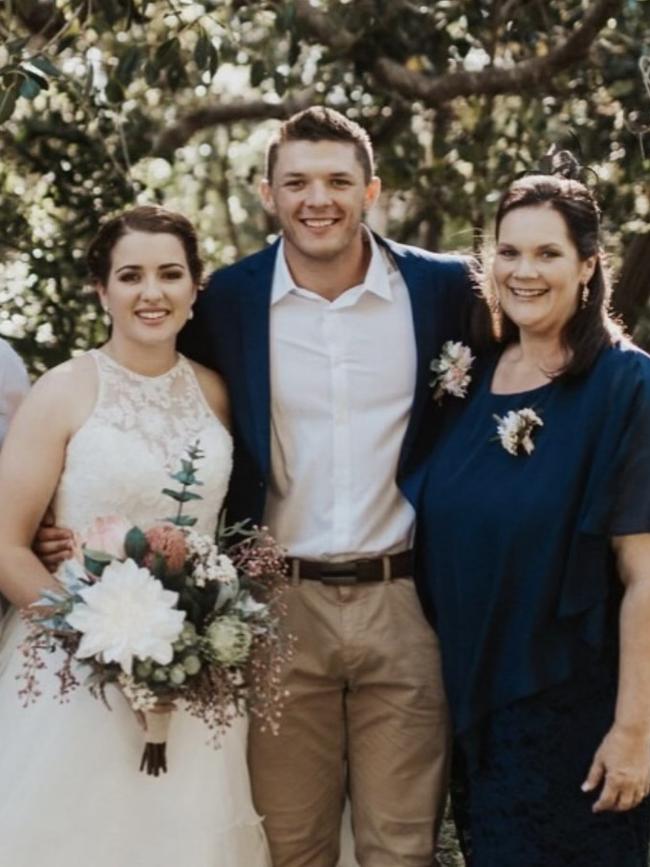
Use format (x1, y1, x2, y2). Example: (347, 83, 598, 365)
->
(67, 558, 185, 674)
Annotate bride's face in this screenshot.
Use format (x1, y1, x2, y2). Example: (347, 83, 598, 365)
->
(97, 230, 197, 346)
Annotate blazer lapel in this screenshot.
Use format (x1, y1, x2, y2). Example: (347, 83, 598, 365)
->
(236, 242, 279, 481)
(380, 238, 440, 478)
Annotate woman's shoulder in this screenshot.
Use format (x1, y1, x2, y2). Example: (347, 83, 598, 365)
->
(185, 359, 229, 426)
(594, 340, 650, 394)
(8, 353, 98, 440)
(33, 353, 96, 394)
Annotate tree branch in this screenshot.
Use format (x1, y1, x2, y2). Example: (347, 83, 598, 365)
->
(152, 89, 317, 156)
(153, 0, 621, 153)
(370, 0, 622, 104)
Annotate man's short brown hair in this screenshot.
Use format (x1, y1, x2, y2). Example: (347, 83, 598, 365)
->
(265, 106, 375, 184)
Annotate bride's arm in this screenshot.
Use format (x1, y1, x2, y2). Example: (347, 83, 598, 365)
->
(0, 359, 96, 608)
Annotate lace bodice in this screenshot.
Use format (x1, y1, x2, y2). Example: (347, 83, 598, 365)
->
(53, 350, 232, 538)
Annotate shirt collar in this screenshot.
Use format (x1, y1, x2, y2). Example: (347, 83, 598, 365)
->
(270, 227, 394, 305)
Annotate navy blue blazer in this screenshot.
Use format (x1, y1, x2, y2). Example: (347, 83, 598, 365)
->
(178, 235, 476, 529)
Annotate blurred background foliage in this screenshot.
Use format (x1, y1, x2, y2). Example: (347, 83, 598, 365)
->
(0, 0, 649, 373)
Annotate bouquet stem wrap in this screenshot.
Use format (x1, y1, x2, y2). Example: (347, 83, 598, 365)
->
(140, 708, 173, 776)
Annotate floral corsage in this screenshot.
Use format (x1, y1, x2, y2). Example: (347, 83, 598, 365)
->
(429, 341, 474, 402)
(494, 408, 543, 456)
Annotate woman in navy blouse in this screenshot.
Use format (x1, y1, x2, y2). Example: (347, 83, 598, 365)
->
(412, 161, 650, 865)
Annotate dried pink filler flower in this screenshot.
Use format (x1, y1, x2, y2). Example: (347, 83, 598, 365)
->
(144, 524, 187, 574)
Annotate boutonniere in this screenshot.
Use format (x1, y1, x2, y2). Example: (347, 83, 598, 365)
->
(493, 408, 543, 456)
(429, 341, 475, 402)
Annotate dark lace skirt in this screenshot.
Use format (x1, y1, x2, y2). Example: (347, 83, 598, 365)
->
(451, 664, 650, 867)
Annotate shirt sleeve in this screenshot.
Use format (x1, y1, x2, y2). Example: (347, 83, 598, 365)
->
(0, 341, 31, 446)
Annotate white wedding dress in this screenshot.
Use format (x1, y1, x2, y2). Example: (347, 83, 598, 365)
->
(0, 350, 271, 867)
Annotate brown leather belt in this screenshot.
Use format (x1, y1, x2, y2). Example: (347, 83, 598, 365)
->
(288, 550, 413, 586)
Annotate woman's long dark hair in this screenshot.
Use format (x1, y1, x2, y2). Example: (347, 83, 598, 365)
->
(475, 167, 622, 378)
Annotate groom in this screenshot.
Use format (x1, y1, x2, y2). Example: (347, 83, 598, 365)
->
(179, 107, 476, 867)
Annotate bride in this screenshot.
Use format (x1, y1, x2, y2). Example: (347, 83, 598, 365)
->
(0, 206, 271, 866)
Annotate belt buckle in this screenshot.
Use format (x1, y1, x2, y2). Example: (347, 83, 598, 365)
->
(318, 561, 358, 586)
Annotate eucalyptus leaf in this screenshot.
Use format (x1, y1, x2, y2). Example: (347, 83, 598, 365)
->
(124, 526, 149, 561)
(165, 514, 197, 527)
(83, 548, 114, 563)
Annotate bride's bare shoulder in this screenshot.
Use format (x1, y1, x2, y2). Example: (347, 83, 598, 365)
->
(24, 353, 98, 431)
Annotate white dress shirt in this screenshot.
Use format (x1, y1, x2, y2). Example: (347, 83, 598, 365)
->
(0, 339, 30, 446)
(263, 231, 417, 559)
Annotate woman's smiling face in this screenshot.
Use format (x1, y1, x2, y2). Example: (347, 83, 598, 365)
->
(97, 230, 196, 348)
(492, 204, 596, 339)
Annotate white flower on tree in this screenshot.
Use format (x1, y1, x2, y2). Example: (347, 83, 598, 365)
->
(67, 558, 186, 674)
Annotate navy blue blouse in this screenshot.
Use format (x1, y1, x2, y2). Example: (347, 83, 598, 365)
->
(410, 342, 650, 737)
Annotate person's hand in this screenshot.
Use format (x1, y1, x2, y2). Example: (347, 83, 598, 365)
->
(32, 507, 75, 573)
(582, 724, 650, 812)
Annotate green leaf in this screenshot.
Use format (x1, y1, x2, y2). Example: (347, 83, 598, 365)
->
(289, 33, 300, 66)
(29, 56, 61, 77)
(21, 64, 48, 89)
(194, 32, 211, 70)
(167, 60, 189, 91)
(0, 83, 20, 124)
(6, 37, 30, 56)
(161, 488, 203, 503)
(84, 552, 110, 577)
(115, 46, 142, 86)
(104, 77, 124, 104)
(150, 551, 167, 580)
(274, 71, 287, 96)
(19, 76, 40, 99)
(170, 469, 196, 486)
(208, 44, 220, 77)
(250, 60, 266, 87)
(155, 37, 180, 65)
(124, 526, 149, 561)
(83, 547, 114, 563)
(144, 60, 159, 87)
(83, 64, 94, 98)
(165, 514, 198, 527)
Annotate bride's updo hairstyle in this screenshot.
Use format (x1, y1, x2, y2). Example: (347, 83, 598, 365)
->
(87, 205, 203, 287)
(481, 149, 622, 378)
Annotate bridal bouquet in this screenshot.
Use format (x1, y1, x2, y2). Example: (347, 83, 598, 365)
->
(19, 442, 292, 776)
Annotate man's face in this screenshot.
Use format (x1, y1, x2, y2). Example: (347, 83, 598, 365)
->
(260, 139, 380, 265)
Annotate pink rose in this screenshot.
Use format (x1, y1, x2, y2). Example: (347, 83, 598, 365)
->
(84, 515, 132, 559)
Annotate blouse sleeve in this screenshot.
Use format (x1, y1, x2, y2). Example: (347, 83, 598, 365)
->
(559, 349, 650, 620)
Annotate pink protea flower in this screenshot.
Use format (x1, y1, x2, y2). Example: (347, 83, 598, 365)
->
(144, 524, 187, 574)
(84, 515, 132, 559)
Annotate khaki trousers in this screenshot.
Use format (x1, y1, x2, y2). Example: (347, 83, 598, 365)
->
(249, 576, 450, 867)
